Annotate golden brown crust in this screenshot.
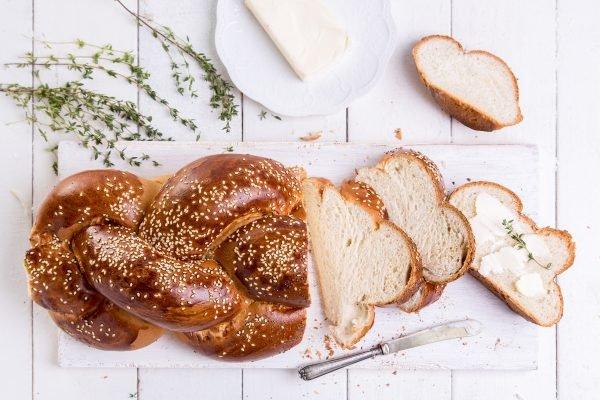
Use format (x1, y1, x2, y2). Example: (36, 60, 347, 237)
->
(214, 215, 310, 308)
(449, 181, 576, 326)
(340, 181, 388, 220)
(178, 301, 306, 361)
(469, 269, 564, 327)
(399, 280, 445, 313)
(413, 35, 523, 132)
(25, 154, 309, 357)
(72, 225, 243, 332)
(377, 149, 475, 284)
(24, 238, 103, 315)
(50, 300, 164, 350)
(30, 170, 158, 245)
(138, 154, 303, 260)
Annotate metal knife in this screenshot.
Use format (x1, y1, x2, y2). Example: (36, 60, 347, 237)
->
(298, 319, 482, 381)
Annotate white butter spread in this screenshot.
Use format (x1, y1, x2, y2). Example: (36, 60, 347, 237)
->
(480, 246, 527, 276)
(522, 234, 553, 266)
(469, 192, 516, 258)
(515, 273, 545, 297)
(245, 0, 349, 80)
(469, 193, 552, 295)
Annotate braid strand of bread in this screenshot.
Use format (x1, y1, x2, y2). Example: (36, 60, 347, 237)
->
(24, 154, 310, 360)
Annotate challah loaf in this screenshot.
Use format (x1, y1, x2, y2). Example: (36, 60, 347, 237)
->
(24, 154, 310, 359)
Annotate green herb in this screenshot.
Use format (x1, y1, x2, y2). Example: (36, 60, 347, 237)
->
(10, 45, 198, 131)
(128, 393, 137, 399)
(224, 145, 234, 152)
(257, 110, 282, 121)
(114, 0, 238, 132)
(0, 81, 170, 171)
(502, 219, 552, 269)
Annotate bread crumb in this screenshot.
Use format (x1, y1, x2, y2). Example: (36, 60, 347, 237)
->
(303, 348, 313, 359)
(300, 131, 322, 141)
(394, 128, 403, 140)
(323, 335, 335, 359)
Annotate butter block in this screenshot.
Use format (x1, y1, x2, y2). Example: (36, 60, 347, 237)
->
(245, 0, 349, 80)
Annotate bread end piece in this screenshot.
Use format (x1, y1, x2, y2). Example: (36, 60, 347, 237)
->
(449, 181, 575, 326)
(413, 35, 523, 132)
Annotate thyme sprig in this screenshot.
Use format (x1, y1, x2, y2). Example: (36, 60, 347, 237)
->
(0, 81, 168, 173)
(10, 44, 198, 132)
(502, 219, 552, 270)
(114, 0, 238, 132)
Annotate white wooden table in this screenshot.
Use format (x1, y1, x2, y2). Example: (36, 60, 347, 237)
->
(1, 0, 598, 399)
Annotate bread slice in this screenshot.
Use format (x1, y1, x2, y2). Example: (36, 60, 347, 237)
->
(449, 181, 575, 326)
(341, 180, 445, 313)
(302, 178, 422, 348)
(398, 281, 445, 313)
(354, 149, 473, 284)
(413, 35, 523, 131)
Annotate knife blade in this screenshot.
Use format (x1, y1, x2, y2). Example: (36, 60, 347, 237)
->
(298, 319, 482, 381)
(381, 319, 482, 355)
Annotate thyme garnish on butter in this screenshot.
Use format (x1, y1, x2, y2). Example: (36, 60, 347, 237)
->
(502, 219, 552, 270)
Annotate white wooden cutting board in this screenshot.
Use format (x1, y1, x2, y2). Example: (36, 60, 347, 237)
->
(56, 141, 540, 370)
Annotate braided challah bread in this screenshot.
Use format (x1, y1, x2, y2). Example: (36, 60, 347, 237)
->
(24, 154, 310, 360)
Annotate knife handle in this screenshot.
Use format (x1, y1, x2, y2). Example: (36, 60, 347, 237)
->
(298, 346, 384, 381)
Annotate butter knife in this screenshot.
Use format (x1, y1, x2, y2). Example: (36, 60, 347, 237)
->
(298, 319, 482, 380)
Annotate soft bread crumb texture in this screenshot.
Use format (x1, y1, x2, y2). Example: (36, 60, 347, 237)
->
(413, 35, 522, 131)
(302, 178, 419, 347)
(355, 150, 472, 284)
(449, 181, 575, 326)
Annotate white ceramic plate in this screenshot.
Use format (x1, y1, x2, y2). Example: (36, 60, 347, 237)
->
(215, 0, 397, 116)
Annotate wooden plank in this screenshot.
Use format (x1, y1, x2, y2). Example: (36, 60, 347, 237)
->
(136, 0, 243, 397)
(450, 1, 558, 399)
(138, 0, 242, 142)
(243, 369, 347, 400)
(242, 97, 347, 142)
(347, 0, 451, 144)
(347, 370, 451, 400)
(140, 369, 242, 400)
(32, 0, 139, 398)
(0, 1, 33, 399)
(347, 1, 452, 397)
(556, 1, 600, 398)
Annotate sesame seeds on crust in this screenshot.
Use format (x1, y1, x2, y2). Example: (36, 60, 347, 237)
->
(214, 215, 310, 308)
(138, 154, 303, 260)
(72, 224, 243, 332)
(24, 154, 309, 356)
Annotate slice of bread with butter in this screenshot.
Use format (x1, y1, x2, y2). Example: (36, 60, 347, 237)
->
(449, 181, 575, 326)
